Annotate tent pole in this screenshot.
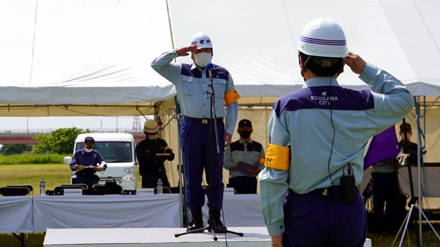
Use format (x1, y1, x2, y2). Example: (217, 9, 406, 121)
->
(174, 96, 186, 227)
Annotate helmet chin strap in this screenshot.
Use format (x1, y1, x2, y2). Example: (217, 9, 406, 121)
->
(300, 55, 311, 81)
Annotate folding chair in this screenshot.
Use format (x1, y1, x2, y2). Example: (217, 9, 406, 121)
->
(5, 184, 33, 195)
(0, 186, 31, 196)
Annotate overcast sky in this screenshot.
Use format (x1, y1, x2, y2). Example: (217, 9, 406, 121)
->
(0, 116, 147, 132)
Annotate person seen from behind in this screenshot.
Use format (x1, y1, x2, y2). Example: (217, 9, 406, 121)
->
(259, 17, 414, 247)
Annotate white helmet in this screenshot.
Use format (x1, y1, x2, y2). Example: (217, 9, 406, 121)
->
(190, 32, 213, 50)
(297, 17, 348, 58)
(143, 120, 159, 133)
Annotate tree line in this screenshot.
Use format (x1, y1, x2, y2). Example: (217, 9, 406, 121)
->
(0, 128, 89, 155)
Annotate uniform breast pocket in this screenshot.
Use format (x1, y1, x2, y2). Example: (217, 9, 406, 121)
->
(182, 76, 200, 96)
(213, 79, 227, 99)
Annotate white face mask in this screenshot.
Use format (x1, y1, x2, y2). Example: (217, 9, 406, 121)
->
(148, 134, 158, 140)
(194, 52, 211, 68)
(84, 148, 93, 153)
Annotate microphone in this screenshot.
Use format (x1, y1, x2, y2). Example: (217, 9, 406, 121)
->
(206, 62, 214, 82)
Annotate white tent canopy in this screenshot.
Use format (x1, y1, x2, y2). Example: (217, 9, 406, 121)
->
(0, 0, 176, 116)
(1, 0, 440, 117)
(1, 0, 440, 188)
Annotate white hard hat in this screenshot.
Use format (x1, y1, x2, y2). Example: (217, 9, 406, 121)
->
(143, 120, 159, 133)
(297, 17, 348, 58)
(190, 32, 213, 50)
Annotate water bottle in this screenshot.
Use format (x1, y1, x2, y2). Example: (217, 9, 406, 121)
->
(40, 178, 46, 196)
(157, 178, 163, 195)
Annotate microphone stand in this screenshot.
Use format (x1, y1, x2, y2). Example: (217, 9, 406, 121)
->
(175, 63, 243, 241)
(400, 118, 421, 247)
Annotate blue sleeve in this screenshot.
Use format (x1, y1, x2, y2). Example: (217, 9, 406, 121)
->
(223, 146, 233, 170)
(225, 101, 238, 135)
(70, 152, 79, 171)
(151, 50, 182, 85)
(224, 73, 239, 135)
(259, 111, 290, 236)
(360, 63, 414, 134)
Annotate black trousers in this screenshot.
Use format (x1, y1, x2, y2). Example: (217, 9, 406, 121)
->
(229, 176, 257, 194)
(371, 172, 400, 234)
(75, 174, 99, 195)
(141, 171, 170, 188)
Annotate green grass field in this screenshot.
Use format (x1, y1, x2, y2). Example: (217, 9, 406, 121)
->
(1, 163, 440, 246)
(0, 164, 71, 192)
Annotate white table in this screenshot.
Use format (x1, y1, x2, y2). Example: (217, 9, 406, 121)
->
(0, 196, 33, 233)
(43, 227, 372, 247)
(1, 193, 272, 235)
(33, 194, 181, 232)
(43, 227, 271, 247)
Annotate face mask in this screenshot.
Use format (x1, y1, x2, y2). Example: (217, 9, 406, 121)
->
(239, 130, 251, 139)
(148, 134, 158, 140)
(84, 148, 93, 153)
(400, 133, 411, 139)
(194, 52, 211, 68)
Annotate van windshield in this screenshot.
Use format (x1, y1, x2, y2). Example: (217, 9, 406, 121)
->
(76, 142, 132, 163)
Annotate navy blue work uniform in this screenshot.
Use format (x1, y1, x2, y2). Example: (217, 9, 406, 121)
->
(70, 149, 106, 194)
(151, 50, 239, 211)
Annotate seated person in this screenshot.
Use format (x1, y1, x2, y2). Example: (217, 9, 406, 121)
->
(70, 136, 107, 194)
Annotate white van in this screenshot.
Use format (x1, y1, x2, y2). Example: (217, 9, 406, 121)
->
(64, 133, 137, 190)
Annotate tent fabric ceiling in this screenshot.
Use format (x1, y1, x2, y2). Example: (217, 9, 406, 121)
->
(0, 0, 176, 116)
(1, 0, 440, 116)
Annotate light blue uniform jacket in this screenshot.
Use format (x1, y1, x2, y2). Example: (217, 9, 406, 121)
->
(259, 63, 414, 236)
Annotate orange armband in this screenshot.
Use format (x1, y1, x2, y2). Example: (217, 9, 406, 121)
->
(264, 143, 291, 171)
(224, 89, 241, 105)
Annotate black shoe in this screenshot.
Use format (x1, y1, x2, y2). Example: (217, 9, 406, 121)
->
(186, 207, 204, 233)
(208, 207, 227, 233)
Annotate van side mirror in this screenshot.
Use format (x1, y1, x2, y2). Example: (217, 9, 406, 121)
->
(64, 156, 72, 164)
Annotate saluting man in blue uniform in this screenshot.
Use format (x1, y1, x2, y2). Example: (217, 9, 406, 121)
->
(151, 32, 240, 233)
(259, 17, 414, 247)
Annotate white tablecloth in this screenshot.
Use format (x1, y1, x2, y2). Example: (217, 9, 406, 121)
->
(1, 193, 266, 233)
(33, 194, 181, 232)
(361, 166, 440, 198)
(202, 194, 265, 227)
(399, 166, 440, 197)
(0, 196, 33, 233)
